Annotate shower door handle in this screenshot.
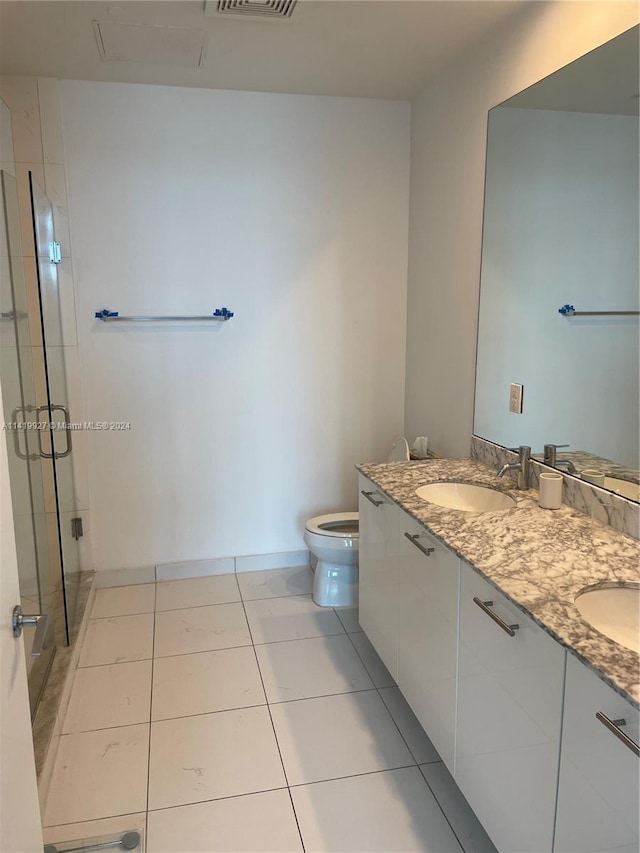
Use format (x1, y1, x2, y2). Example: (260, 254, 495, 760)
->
(50, 404, 72, 458)
(12, 606, 49, 656)
(34, 404, 54, 458)
(10, 406, 39, 461)
(36, 404, 73, 459)
(10, 406, 29, 460)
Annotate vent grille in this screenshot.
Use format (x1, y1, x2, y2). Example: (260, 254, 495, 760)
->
(213, 0, 298, 19)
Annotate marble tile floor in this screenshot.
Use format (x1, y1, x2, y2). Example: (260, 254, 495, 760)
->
(41, 566, 496, 853)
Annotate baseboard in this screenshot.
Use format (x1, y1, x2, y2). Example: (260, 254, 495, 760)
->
(93, 566, 156, 588)
(156, 557, 235, 582)
(92, 551, 312, 587)
(235, 550, 310, 573)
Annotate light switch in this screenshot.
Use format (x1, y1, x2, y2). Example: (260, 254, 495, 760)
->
(509, 383, 523, 414)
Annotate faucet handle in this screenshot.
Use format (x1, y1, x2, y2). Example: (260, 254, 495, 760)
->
(543, 443, 569, 466)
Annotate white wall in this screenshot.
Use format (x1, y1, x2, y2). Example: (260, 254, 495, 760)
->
(405, 2, 640, 458)
(61, 81, 410, 571)
(475, 107, 639, 467)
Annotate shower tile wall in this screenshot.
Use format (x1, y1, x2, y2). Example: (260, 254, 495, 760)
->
(0, 75, 91, 572)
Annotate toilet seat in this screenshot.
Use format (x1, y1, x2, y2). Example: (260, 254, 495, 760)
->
(305, 512, 359, 538)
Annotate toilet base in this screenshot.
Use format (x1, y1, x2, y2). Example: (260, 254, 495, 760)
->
(312, 559, 358, 608)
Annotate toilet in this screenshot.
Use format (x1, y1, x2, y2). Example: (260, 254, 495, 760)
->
(304, 513, 359, 607)
(305, 438, 410, 608)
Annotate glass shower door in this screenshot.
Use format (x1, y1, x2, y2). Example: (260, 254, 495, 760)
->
(0, 170, 57, 716)
(30, 174, 82, 641)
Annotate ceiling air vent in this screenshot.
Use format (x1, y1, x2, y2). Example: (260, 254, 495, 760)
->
(208, 0, 298, 19)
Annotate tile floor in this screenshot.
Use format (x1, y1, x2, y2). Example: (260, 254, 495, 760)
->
(42, 565, 496, 853)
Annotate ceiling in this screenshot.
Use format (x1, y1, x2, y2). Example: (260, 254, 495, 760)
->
(0, 0, 528, 100)
(502, 23, 639, 116)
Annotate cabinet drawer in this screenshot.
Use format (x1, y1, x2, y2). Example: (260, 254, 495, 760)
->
(456, 563, 565, 852)
(554, 653, 639, 852)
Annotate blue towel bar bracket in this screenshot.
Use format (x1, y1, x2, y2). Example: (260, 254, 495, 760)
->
(559, 304, 639, 318)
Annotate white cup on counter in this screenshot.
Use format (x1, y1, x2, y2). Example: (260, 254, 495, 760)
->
(580, 469, 606, 487)
(539, 472, 563, 510)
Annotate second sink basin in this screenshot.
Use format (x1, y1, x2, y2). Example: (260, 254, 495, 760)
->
(415, 482, 516, 512)
(574, 585, 640, 654)
(604, 477, 640, 502)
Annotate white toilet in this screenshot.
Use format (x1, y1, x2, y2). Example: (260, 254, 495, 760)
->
(304, 438, 410, 608)
(304, 512, 359, 607)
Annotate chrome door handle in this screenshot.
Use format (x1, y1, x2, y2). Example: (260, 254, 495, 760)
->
(44, 830, 142, 853)
(596, 712, 640, 758)
(361, 490, 384, 507)
(12, 605, 49, 656)
(35, 404, 54, 459)
(50, 404, 72, 458)
(10, 406, 30, 460)
(36, 404, 73, 459)
(404, 532, 435, 557)
(473, 597, 519, 637)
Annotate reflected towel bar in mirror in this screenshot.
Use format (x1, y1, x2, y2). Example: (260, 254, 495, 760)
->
(558, 304, 639, 318)
(94, 307, 234, 322)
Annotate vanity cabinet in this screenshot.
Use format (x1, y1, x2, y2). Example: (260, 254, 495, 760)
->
(553, 654, 639, 852)
(397, 518, 458, 771)
(358, 475, 400, 679)
(358, 475, 640, 853)
(455, 562, 565, 853)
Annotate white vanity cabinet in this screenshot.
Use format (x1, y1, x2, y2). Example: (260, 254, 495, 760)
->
(455, 562, 565, 853)
(397, 517, 458, 771)
(553, 653, 639, 853)
(358, 475, 400, 679)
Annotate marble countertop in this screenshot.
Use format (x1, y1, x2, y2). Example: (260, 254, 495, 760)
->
(357, 457, 640, 708)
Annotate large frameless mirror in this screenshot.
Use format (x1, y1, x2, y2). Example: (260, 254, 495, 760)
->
(474, 25, 640, 502)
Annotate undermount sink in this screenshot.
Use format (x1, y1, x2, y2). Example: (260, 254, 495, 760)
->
(415, 482, 516, 512)
(574, 585, 640, 654)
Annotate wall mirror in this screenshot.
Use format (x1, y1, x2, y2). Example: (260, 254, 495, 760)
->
(474, 25, 640, 503)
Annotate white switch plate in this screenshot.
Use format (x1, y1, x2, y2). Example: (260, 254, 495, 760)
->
(509, 383, 523, 414)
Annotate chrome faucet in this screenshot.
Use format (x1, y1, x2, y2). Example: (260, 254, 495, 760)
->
(543, 444, 577, 474)
(554, 459, 577, 474)
(497, 445, 531, 490)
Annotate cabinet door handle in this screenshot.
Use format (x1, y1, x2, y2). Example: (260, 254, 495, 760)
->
(404, 532, 435, 557)
(361, 490, 384, 507)
(596, 712, 640, 757)
(473, 597, 519, 637)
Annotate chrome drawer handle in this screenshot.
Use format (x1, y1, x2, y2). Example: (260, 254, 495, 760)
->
(404, 532, 435, 557)
(596, 712, 640, 758)
(361, 490, 384, 507)
(473, 597, 519, 637)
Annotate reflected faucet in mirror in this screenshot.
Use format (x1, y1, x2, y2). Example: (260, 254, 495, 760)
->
(544, 444, 577, 474)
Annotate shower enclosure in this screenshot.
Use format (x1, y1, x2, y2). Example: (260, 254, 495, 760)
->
(0, 168, 83, 720)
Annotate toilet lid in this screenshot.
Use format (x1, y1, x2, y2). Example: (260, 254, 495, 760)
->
(388, 437, 410, 462)
(305, 512, 359, 538)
